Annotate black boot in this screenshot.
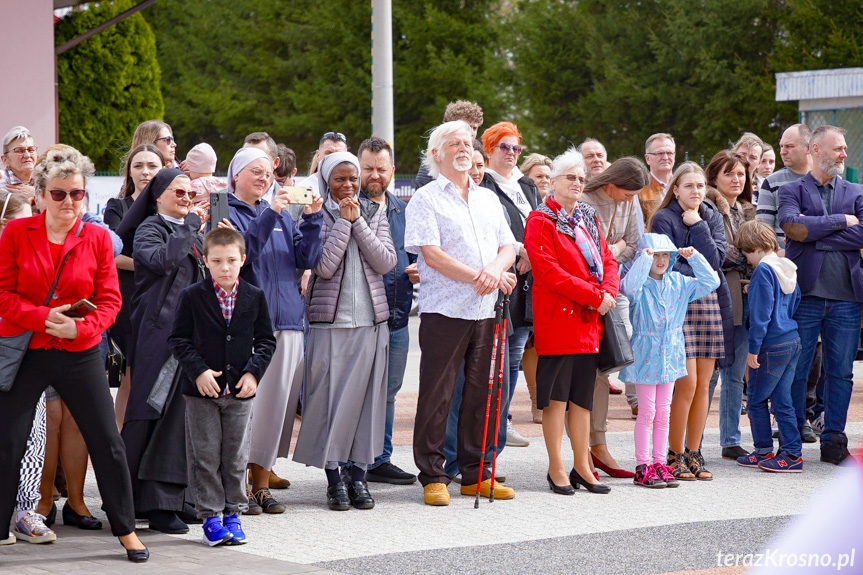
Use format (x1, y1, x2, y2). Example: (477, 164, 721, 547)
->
(820, 433, 853, 465)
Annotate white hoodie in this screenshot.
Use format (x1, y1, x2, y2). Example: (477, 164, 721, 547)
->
(760, 253, 798, 294)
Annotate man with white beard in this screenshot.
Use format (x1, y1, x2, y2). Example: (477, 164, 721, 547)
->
(778, 125, 863, 466)
(405, 121, 517, 506)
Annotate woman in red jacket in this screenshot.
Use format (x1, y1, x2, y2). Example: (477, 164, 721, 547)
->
(524, 148, 619, 496)
(0, 147, 147, 562)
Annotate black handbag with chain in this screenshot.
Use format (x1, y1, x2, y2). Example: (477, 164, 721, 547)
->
(0, 220, 84, 392)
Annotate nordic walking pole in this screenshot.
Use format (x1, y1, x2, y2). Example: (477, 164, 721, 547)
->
(475, 293, 505, 509)
(489, 294, 509, 503)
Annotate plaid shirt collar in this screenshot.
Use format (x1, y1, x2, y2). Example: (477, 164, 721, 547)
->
(212, 278, 238, 325)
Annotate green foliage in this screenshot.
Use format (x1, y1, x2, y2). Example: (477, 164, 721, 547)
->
(56, 0, 163, 171)
(145, 0, 505, 173)
(775, 0, 863, 71)
(510, 0, 798, 161)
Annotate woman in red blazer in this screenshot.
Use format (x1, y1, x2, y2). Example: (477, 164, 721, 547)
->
(524, 148, 619, 496)
(0, 147, 147, 562)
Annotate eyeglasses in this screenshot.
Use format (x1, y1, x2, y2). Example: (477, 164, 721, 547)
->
(558, 174, 586, 185)
(154, 136, 176, 145)
(244, 167, 273, 180)
(166, 188, 197, 200)
(646, 151, 675, 158)
(47, 189, 86, 202)
(321, 132, 347, 145)
(495, 142, 523, 155)
(5, 146, 38, 156)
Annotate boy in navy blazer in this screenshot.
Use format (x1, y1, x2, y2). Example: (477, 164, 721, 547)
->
(169, 228, 276, 546)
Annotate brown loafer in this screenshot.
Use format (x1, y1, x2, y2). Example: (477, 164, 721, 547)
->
(269, 470, 291, 489)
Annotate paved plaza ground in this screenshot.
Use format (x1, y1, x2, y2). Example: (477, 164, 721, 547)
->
(2, 317, 862, 574)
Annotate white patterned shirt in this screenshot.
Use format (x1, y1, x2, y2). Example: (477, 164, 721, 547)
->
(405, 174, 516, 320)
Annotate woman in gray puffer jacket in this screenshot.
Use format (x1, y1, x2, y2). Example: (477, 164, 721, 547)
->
(293, 152, 396, 511)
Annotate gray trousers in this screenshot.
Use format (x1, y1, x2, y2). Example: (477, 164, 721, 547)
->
(185, 395, 253, 519)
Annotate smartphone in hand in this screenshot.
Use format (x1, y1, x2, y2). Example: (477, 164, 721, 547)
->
(63, 299, 97, 318)
(285, 186, 313, 205)
(210, 191, 230, 227)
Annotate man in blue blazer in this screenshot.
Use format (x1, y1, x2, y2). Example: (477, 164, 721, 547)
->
(778, 125, 862, 465)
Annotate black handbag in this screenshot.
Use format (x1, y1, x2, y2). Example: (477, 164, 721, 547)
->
(105, 332, 126, 389)
(0, 220, 84, 392)
(597, 306, 634, 376)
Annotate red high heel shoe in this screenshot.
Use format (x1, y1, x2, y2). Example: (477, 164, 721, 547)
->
(591, 453, 635, 478)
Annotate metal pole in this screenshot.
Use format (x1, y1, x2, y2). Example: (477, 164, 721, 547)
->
(371, 0, 394, 167)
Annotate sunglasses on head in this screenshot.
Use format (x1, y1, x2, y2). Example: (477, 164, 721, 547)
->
(495, 142, 523, 155)
(47, 189, 86, 202)
(320, 131, 347, 145)
(165, 188, 197, 200)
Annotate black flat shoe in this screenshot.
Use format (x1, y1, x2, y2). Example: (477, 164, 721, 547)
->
(120, 541, 149, 563)
(43, 503, 57, 528)
(327, 482, 350, 511)
(546, 474, 575, 495)
(63, 501, 102, 530)
(569, 468, 611, 494)
(176, 502, 203, 525)
(721, 446, 748, 460)
(346, 481, 375, 509)
(145, 510, 189, 534)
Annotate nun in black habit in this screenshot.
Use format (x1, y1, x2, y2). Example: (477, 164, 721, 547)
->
(116, 168, 208, 533)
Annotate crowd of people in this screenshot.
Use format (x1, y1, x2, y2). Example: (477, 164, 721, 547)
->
(0, 100, 860, 561)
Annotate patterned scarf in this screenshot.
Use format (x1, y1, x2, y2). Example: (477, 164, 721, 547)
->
(539, 198, 604, 283)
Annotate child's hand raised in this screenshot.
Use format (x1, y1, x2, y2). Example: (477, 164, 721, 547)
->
(196, 369, 222, 398)
(643, 248, 654, 257)
(678, 247, 696, 259)
(235, 372, 258, 398)
(747, 353, 760, 369)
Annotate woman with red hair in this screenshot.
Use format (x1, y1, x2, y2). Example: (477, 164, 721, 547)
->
(480, 122, 540, 448)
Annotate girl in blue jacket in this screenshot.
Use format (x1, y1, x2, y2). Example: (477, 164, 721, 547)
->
(619, 233, 720, 488)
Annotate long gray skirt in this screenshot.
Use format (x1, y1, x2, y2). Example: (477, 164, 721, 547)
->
(248, 330, 305, 470)
(293, 324, 389, 469)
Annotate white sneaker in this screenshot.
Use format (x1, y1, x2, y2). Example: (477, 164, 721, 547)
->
(13, 511, 55, 544)
(506, 419, 530, 447)
(811, 412, 825, 435)
(1, 532, 15, 545)
(771, 415, 779, 439)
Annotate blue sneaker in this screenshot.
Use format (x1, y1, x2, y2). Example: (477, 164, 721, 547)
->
(223, 514, 246, 545)
(737, 451, 773, 468)
(758, 452, 803, 473)
(202, 517, 233, 547)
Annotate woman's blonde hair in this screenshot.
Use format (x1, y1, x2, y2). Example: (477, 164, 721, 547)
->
(33, 146, 95, 192)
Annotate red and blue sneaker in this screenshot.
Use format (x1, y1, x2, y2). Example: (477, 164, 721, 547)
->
(737, 451, 773, 469)
(202, 516, 233, 547)
(757, 452, 803, 473)
(223, 514, 246, 545)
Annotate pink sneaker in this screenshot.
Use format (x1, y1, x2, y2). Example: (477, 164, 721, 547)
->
(653, 462, 679, 488)
(633, 464, 666, 488)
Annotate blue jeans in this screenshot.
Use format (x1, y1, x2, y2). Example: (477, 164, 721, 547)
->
(507, 326, 531, 407)
(369, 326, 410, 470)
(443, 350, 510, 478)
(748, 339, 802, 457)
(707, 323, 748, 447)
(791, 296, 861, 440)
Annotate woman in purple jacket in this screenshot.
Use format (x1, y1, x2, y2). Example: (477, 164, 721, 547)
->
(293, 152, 396, 511)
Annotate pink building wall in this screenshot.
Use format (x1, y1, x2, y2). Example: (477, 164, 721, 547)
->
(0, 0, 57, 148)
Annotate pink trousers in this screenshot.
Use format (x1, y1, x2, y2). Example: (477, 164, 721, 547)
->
(634, 382, 675, 466)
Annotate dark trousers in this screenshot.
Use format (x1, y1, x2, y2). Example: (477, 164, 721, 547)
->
(413, 314, 497, 486)
(0, 347, 135, 536)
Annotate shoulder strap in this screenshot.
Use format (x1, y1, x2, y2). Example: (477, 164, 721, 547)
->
(605, 202, 618, 243)
(43, 219, 85, 307)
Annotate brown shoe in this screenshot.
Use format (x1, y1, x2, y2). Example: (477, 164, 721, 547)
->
(269, 470, 290, 489)
(460, 479, 515, 500)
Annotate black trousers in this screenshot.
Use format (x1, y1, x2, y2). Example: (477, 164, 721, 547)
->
(413, 313, 497, 486)
(0, 347, 135, 536)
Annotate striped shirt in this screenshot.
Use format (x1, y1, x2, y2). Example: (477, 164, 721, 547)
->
(756, 167, 806, 248)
